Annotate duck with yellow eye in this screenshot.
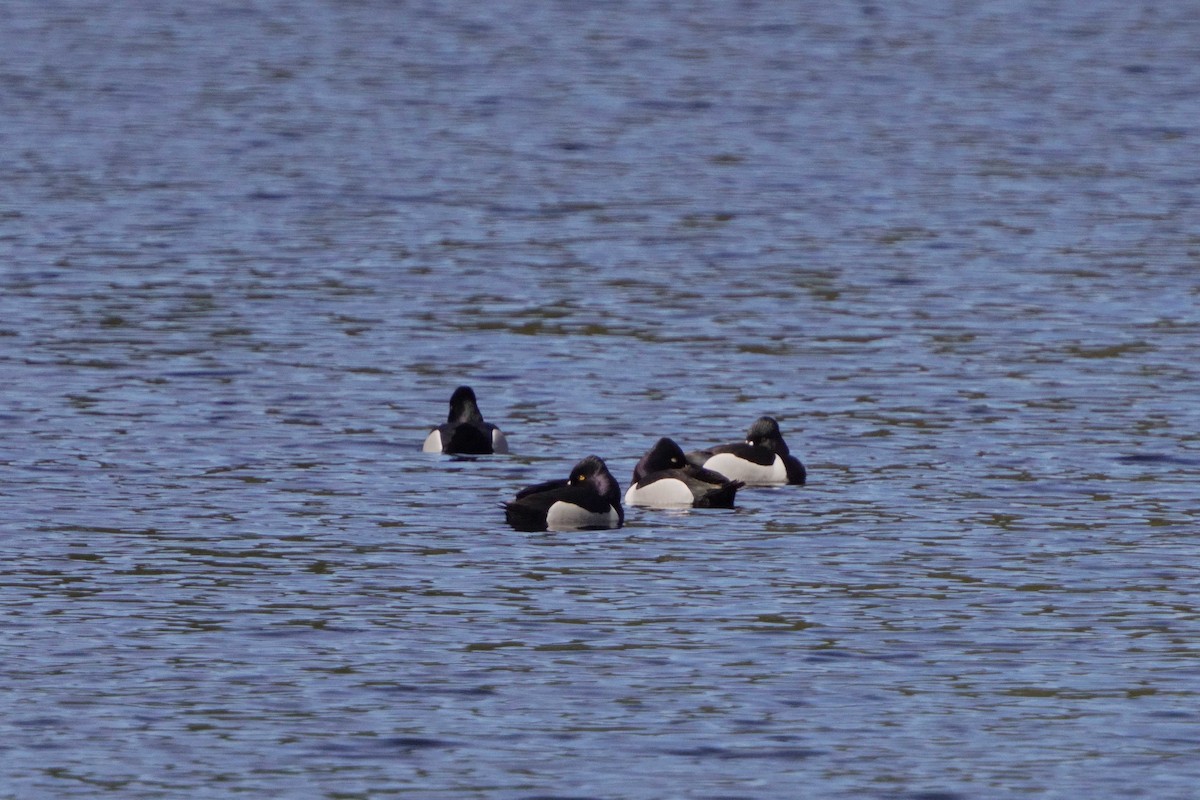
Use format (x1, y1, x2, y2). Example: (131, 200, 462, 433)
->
(504, 455, 623, 531)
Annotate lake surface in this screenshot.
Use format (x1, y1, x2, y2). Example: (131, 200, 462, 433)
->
(3, 1, 1199, 797)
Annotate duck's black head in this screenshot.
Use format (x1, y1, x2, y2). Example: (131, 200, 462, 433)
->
(569, 455, 621, 503)
(746, 416, 790, 455)
(633, 437, 687, 481)
(448, 385, 484, 424)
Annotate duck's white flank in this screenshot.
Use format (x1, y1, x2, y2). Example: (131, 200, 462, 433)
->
(625, 478, 693, 508)
(703, 452, 788, 485)
(545, 502, 619, 530)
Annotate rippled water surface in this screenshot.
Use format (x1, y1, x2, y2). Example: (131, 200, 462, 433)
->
(3, 2, 1200, 798)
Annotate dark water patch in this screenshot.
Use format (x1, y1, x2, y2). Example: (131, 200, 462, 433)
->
(370, 682, 499, 698)
(663, 745, 824, 761)
(1115, 453, 1200, 466)
(383, 736, 458, 751)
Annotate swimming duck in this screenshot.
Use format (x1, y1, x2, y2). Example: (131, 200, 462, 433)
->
(422, 386, 509, 455)
(504, 455, 623, 531)
(686, 416, 806, 485)
(625, 437, 744, 508)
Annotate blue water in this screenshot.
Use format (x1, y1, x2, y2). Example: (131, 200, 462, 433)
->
(3, 2, 1200, 798)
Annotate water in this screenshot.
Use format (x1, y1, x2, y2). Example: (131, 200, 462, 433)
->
(3, 1, 1199, 797)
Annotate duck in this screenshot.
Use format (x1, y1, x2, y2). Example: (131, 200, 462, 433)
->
(686, 416, 806, 485)
(504, 455, 623, 531)
(422, 386, 509, 455)
(625, 437, 744, 508)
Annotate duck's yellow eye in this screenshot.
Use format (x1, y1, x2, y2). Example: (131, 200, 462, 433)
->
(575, 473, 585, 482)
